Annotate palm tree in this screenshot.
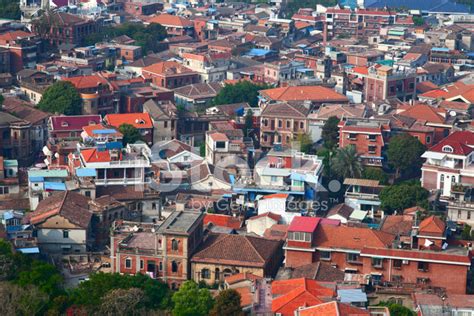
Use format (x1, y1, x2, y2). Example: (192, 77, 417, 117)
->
(330, 145, 364, 179)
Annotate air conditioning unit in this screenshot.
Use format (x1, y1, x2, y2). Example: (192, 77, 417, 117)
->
(402, 260, 409, 265)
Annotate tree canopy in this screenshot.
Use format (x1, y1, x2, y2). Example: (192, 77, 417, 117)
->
(387, 133, 425, 179)
(0, 0, 20, 20)
(297, 133, 313, 154)
(119, 123, 144, 146)
(210, 289, 242, 316)
(377, 301, 416, 316)
(321, 116, 340, 150)
(380, 181, 429, 214)
(172, 281, 214, 316)
(363, 167, 389, 185)
(83, 22, 167, 53)
(212, 81, 271, 107)
(38, 81, 82, 115)
(331, 145, 364, 179)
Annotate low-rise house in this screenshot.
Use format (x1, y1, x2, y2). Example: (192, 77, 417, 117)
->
(246, 212, 281, 236)
(182, 52, 230, 83)
(296, 301, 370, 316)
(49, 115, 102, 140)
(143, 100, 178, 142)
(18, 71, 54, 104)
(271, 278, 335, 316)
(191, 233, 283, 285)
(205, 130, 247, 166)
(151, 139, 202, 166)
(258, 85, 348, 108)
(338, 118, 391, 167)
(104, 113, 154, 145)
(0, 112, 35, 166)
(0, 158, 19, 198)
(343, 178, 384, 218)
(142, 61, 199, 89)
(64, 75, 116, 115)
(414, 293, 474, 315)
(147, 14, 195, 37)
(29, 192, 92, 254)
(79, 124, 123, 148)
(326, 203, 354, 225)
(28, 169, 69, 210)
(187, 161, 232, 192)
(111, 211, 204, 289)
(421, 131, 474, 198)
(174, 82, 222, 111)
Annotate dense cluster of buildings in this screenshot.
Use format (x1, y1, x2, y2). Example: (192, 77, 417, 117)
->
(2, 0, 474, 315)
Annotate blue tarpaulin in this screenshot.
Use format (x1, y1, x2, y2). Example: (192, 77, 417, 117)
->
(92, 129, 117, 134)
(18, 247, 40, 254)
(76, 168, 97, 177)
(44, 182, 66, 191)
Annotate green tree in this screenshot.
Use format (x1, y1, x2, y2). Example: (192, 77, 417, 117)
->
(210, 289, 242, 316)
(462, 224, 472, 240)
(380, 181, 429, 214)
(331, 145, 364, 179)
(363, 167, 389, 185)
(38, 81, 82, 115)
(0, 0, 20, 20)
(71, 272, 171, 311)
(413, 16, 424, 26)
(243, 109, 254, 137)
(16, 260, 63, 297)
(212, 81, 270, 107)
(0, 282, 49, 316)
(296, 133, 313, 154)
(377, 301, 416, 316)
(321, 116, 340, 150)
(172, 281, 214, 316)
(119, 124, 143, 146)
(387, 134, 425, 179)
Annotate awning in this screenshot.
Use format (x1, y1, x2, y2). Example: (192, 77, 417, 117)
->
(17, 247, 40, 254)
(350, 210, 368, 221)
(421, 151, 446, 160)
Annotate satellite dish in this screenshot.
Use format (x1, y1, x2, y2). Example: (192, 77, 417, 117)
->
(449, 110, 457, 117)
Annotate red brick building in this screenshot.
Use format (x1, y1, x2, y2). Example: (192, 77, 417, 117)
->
(147, 14, 194, 37)
(338, 118, 391, 167)
(0, 31, 40, 73)
(111, 211, 204, 289)
(142, 61, 199, 89)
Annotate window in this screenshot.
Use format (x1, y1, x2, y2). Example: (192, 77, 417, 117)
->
(393, 259, 402, 269)
(442, 145, 453, 153)
(368, 134, 377, 141)
(468, 212, 471, 220)
(426, 136, 431, 144)
(278, 120, 282, 128)
(171, 261, 178, 273)
(140, 260, 144, 270)
(300, 122, 304, 129)
(349, 133, 357, 140)
(392, 275, 402, 283)
(289, 231, 311, 242)
(201, 268, 210, 279)
(63, 230, 69, 238)
(417, 261, 429, 272)
(270, 176, 278, 183)
(368, 146, 377, 154)
(171, 239, 179, 251)
(320, 251, 331, 260)
(286, 121, 290, 128)
(347, 253, 359, 263)
(372, 257, 383, 268)
(215, 141, 226, 149)
(458, 210, 462, 219)
(84, 191, 91, 198)
(159, 262, 163, 271)
(125, 258, 132, 269)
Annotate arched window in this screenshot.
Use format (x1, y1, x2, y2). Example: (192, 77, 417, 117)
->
(171, 261, 178, 273)
(215, 268, 220, 281)
(201, 268, 210, 279)
(442, 145, 453, 153)
(171, 239, 179, 251)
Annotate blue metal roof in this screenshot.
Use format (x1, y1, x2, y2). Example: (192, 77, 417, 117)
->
(17, 247, 40, 254)
(431, 47, 450, 52)
(76, 168, 97, 177)
(92, 129, 117, 134)
(29, 176, 44, 182)
(106, 141, 123, 150)
(44, 182, 67, 191)
(337, 289, 368, 303)
(245, 48, 272, 57)
(3, 211, 14, 220)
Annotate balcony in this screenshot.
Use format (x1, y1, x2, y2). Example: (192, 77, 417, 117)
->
(95, 177, 146, 186)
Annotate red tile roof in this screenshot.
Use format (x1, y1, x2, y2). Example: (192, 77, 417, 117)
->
(50, 115, 101, 131)
(63, 75, 109, 89)
(399, 104, 446, 124)
(298, 301, 369, 316)
(272, 278, 335, 316)
(314, 225, 394, 251)
(105, 113, 153, 129)
(224, 272, 263, 285)
(203, 214, 242, 229)
(0, 30, 34, 43)
(249, 212, 282, 222)
(82, 124, 122, 138)
(288, 216, 320, 233)
(352, 66, 369, 75)
(361, 247, 470, 265)
(142, 61, 195, 77)
(81, 148, 119, 163)
(428, 131, 474, 156)
(418, 215, 445, 237)
(148, 14, 194, 28)
(262, 193, 289, 199)
(260, 86, 348, 103)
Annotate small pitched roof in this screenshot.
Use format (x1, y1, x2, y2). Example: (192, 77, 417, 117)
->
(288, 216, 320, 233)
(298, 301, 369, 316)
(148, 14, 194, 27)
(63, 75, 109, 89)
(30, 192, 92, 228)
(203, 213, 242, 229)
(428, 131, 474, 156)
(314, 225, 395, 250)
(380, 215, 414, 236)
(50, 115, 101, 131)
(105, 113, 153, 129)
(142, 61, 196, 76)
(418, 215, 445, 237)
(327, 203, 354, 219)
(260, 86, 348, 103)
(399, 104, 446, 124)
(191, 233, 282, 267)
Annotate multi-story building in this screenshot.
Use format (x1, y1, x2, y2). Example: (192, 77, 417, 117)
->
(343, 178, 384, 218)
(284, 216, 470, 294)
(147, 14, 195, 37)
(0, 30, 40, 73)
(263, 59, 305, 84)
(64, 75, 117, 115)
(205, 130, 247, 166)
(421, 131, 474, 198)
(142, 61, 200, 89)
(338, 118, 391, 167)
(71, 143, 152, 187)
(32, 12, 100, 46)
(49, 115, 102, 140)
(27, 169, 69, 210)
(111, 211, 204, 289)
(143, 100, 178, 142)
(0, 157, 19, 198)
(0, 112, 34, 167)
(234, 146, 323, 201)
(182, 52, 230, 83)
